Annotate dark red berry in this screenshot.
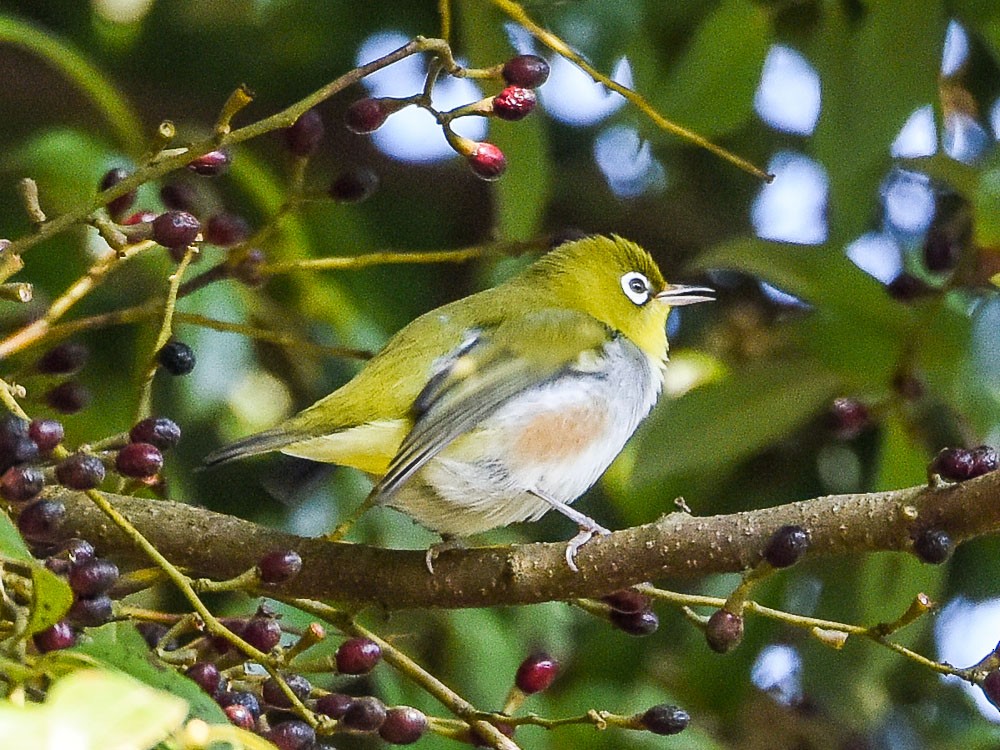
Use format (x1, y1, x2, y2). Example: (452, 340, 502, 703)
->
(217, 690, 261, 720)
(828, 397, 870, 440)
(99, 167, 137, 220)
(115, 442, 164, 478)
(157, 341, 196, 375)
(640, 704, 690, 735)
(329, 167, 378, 203)
(284, 109, 325, 155)
(129, 417, 181, 450)
(0, 466, 44, 502)
(492, 85, 537, 120)
(18, 499, 66, 542)
(336, 636, 382, 674)
(344, 98, 390, 134)
(970, 445, 999, 477)
(763, 525, 810, 568)
(515, 652, 559, 694)
(315, 692, 353, 719)
(887, 273, 934, 301)
(913, 528, 953, 564)
(224, 703, 255, 730)
(152, 211, 200, 249)
(68, 594, 114, 626)
(467, 142, 506, 181)
(241, 615, 282, 653)
(258, 549, 303, 584)
(29, 419, 64, 454)
(56, 453, 106, 490)
(185, 662, 222, 696)
(45, 381, 91, 414)
(609, 608, 659, 636)
(204, 213, 250, 247)
(379, 706, 428, 745)
(188, 149, 231, 176)
(502, 55, 550, 88)
(923, 225, 960, 273)
(930, 447, 976, 481)
(37, 342, 89, 375)
(705, 610, 744, 653)
(33, 621, 75, 652)
(341, 696, 387, 731)
(68, 558, 119, 597)
(264, 720, 315, 750)
(602, 588, 651, 614)
(262, 673, 312, 708)
(983, 670, 1000, 710)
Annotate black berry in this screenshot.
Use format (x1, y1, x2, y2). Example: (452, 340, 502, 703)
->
(640, 704, 690, 735)
(609, 608, 659, 636)
(763, 525, 811, 568)
(0, 466, 44, 502)
(33, 621, 75, 652)
(129, 417, 181, 450)
(913, 528, 953, 564)
(188, 149, 231, 175)
(0, 415, 34, 471)
(284, 109, 325, 155)
(828, 397, 870, 440)
(217, 690, 261, 720)
(204, 213, 250, 246)
(56, 453, 106, 490)
(930, 447, 975, 481)
(262, 673, 312, 708)
(241, 615, 282, 653)
(157, 341, 196, 375)
(99, 167, 137, 220)
(152, 211, 200, 249)
(45, 381, 91, 414)
(68, 558, 119, 597)
(515, 652, 559, 694)
(341, 695, 387, 731)
(258, 549, 303, 584)
(18, 499, 66, 542)
(315, 692, 352, 719)
(492, 86, 537, 120)
(344, 98, 390, 134)
(68, 594, 114, 626)
(328, 167, 378, 203)
(185, 662, 222, 696)
(29, 419, 64, 454)
(115, 442, 164, 478)
(602, 588, 651, 614)
(705, 610, 744, 653)
(336, 636, 382, 674)
(501, 54, 550, 88)
(379, 706, 428, 745)
(264, 720, 315, 750)
(37, 342, 88, 375)
(467, 142, 506, 181)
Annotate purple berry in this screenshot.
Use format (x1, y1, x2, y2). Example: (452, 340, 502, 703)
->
(379, 706, 428, 744)
(341, 696, 387, 731)
(56, 453, 106, 490)
(467, 142, 506, 181)
(204, 213, 250, 246)
(502, 55, 550, 88)
(28, 419, 64, 454)
(185, 662, 222, 696)
(609, 608, 659, 636)
(159, 183, 200, 213)
(68, 594, 114, 626)
(602, 588, 651, 614)
(263, 720, 315, 750)
(887, 273, 934, 301)
(344, 98, 390, 134)
(129, 417, 181, 450)
(640, 704, 690, 735)
(99, 167, 137, 220)
(188, 149, 231, 176)
(492, 85, 537, 120)
(152, 211, 200, 249)
(68, 558, 119, 597)
(705, 610, 744, 653)
(262, 673, 311, 707)
(62, 538, 96, 565)
(828, 397, 870, 440)
(970, 445, 999, 478)
(284, 109, 325, 155)
(33, 621, 75, 652)
(0, 466, 44, 502)
(763, 525, 810, 568)
(336, 637, 381, 674)
(983, 670, 1000, 709)
(923, 225, 960, 273)
(157, 341, 196, 375)
(930, 447, 975, 481)
(217, 690, 261, 720)
(233, 248, 266, 287)
(515, 652, 559, 694)
(315, 692, 352, 719)
(115, 442, 164, 478)
(241, 615, 282, 653)
(18, 499, 66, 542)
(258, 549, 303, 584)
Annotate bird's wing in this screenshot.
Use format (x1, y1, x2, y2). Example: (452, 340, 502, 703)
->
(371, 308, 611, 502)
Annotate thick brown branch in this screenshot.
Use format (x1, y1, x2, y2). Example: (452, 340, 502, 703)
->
(50, 471, 1000, 610)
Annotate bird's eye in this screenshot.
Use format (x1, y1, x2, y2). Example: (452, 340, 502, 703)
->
(621, 271, 651, 305)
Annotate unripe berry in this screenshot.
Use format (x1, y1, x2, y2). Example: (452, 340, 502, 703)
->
(515, 652, 559, 694)
(284, 109, 325, 155)
(264, 720, 315, 750)
(33, 621, 75, 652)
(204, 212, 250, 246)
(130, 417, 181, 450)
(492, 86, 537, 120)
(344, 98, 391, 134)
(29, 419, 64, 454)
(315, 692, 353, 719)
(379, 706, 428, 745)
(501, 54, 550, 88)
(336, 636, 382, 674)
(258, 549, 303, 584)
(705, 609, 744, 653)
(341, 695, 387, 731)
(37, 342, 88, 375)
(68, 558, 119, 596)
(18, 499, 66, 542)
(763, 525, 810, 568)
(467, 142, 506, 181)
(930, 447, 975, 481)
(329, 167, 378, 203)
(152, 211, 200, 249)
(1, 466, 44, 502)
(609, 608, 659, 636)
(640, 704, 690, 735)
(188, 149, 231, 176)
(99, 167, 137, 220)
(185, 662, 222, 696)
(262, 673, 312, 708)
(45, 381, 91, 414)
(913, 528, 953, 564)
(56, 453, 106, 490)
(115, 442, 164, 478)
(157, 341, 196, 375)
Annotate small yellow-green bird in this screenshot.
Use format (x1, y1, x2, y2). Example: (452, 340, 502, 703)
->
(206, 235, 712, 569)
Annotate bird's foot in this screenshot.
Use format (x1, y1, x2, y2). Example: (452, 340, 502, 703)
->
(425, 535, 466, 574)
(564, 520, 611, 572)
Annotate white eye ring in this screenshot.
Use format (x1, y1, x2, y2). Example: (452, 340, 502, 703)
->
(621, 271, 651, 305)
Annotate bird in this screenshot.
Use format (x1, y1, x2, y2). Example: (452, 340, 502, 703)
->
(205, 234, 713, 570)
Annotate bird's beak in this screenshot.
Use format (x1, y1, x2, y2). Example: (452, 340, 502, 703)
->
(656, 283, 715, 306)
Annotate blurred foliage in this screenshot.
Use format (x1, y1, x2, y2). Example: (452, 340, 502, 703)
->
(1, 0, 1000, 749)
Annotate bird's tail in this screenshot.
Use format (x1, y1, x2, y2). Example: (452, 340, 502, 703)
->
(203, 427, 305, 467)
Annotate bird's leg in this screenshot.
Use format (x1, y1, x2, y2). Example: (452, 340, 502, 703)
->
(529, 490, 610, 572)
(424, 534, 467, 574)
(322, 490, 380, 542)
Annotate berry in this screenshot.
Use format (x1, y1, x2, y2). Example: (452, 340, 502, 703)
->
(492, 86, 537, 120)
(157, 341, 196, 375)
(188, 149, 231, 176)
(18, 499, 66, 542)
(609, 608, 659, 636)
(0, 466, 44, 502)
(515, 652, 559, 694)
(258, 549, 303, 584)
(913, 528, 953, 564)
(344, 98, 390, 134)
(602, 588, 651, 614)
(923, 225, 960, 273)
(44, 381, 91, 414)
(264, 720, 315, 750)
(56, 453, 106, 490)
(315, 692, 352, 719)
(159, 183, 200, 212)
(828, 397, 870, 440)
(983, 670, 1000, 710)
(705, 610, 744, 653)
(130, 417, 182, 450)
(640, 704, 690, 735)
(379, 706, 428, 745)
(33, 621, 75, 652)
(224, 703, 255, 730)
(61, 538, 96, 565)
(501, 54, 550, 88)
(467, 142, 506, 181)
(115, 442, 164, 478)
(336, 636, 382, 674)
(328, 167, 378, 203)
(136, 622, 169, 649)
(37, 342, 88, 375)
(185, 662, 222, 696)
(233, 248, 266, 287)
(217, 690, 261, 720)
(763, 525, 810, 568)
(241, 615, 282, 653)
(284, 109, 325, 155)
(887, 273, 934, 301)
(930, 447, 975, 481)
(68, 558, 119, 597)
(122, 210, 157, 225)
(970, 445, 999, 477)
(99, 167, 137, 220)
(152, 211, 200, 249)
(262, 673, 312, 708)
(68, 594, 114, 626)
(341, 696, 387, 731)
(29, 419, 64, 454)
(204, 212, 250, 246)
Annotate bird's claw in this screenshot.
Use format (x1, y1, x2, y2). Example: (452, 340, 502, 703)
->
(564, 521, 611, 572)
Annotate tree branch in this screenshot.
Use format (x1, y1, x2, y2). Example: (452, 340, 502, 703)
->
(48, 470, 1000, 610)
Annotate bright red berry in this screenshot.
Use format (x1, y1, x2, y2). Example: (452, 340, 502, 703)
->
(467, 142, 506, 181)
(492, 86, 537, 120)
(515, 652, 559, 694)
(188, 149, 231, 176)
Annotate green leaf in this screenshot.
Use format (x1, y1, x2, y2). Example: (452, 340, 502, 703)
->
(974, 162, 1000, 247)
(27, 564, 73, 637)
(0, 511, 31, 562)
